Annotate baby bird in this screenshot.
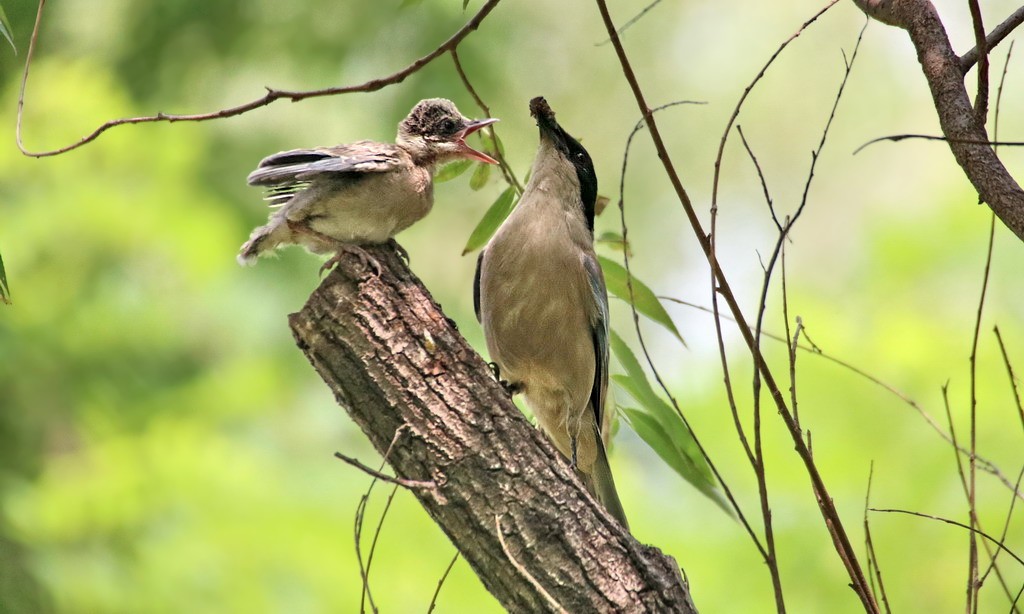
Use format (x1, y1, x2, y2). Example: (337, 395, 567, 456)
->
(238, 98, 498, 269)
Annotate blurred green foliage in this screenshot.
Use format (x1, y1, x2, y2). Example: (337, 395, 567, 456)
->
(1, 0, 1023, 613)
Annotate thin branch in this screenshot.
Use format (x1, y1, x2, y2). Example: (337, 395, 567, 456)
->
(870, 508, 1024, 568)
(335, 452, 439, 490)
(595, 0, 665, 46)
(595, 0, 878, 610)
(16, 0, 502, 157)
(710, 0, 841, 214)
(741, 121, 786, 613)
(614, 101, 765, 557)
(449, 48, 524, 194)
(863, 464, 893, 614)
(966, 0, 989, 125)
(362, 484, 400, 614)
(426, 552, 461, 614)
(350, 427, 412, 614)
(978, 464, 1024, 614)
(965, 211, 998, 612)
(659, 296, 1024, 502)
(737, 125, 780, 231)
(961, 5, 1024, 73)
(994, 326, 1024, 433)
(853, 133, 1024, 154)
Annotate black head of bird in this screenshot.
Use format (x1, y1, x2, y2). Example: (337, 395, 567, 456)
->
(527, 96, 599, 232)
(397, 98, 499, 166)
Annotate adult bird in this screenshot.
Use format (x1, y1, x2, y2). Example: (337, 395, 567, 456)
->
(474, 97, 628, 528)
(238, 98, 498, 270)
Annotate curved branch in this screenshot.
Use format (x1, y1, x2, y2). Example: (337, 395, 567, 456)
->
(288, 245, 697, 613)
(852, 0, 1024, 242)
(16, 0, 502, 158)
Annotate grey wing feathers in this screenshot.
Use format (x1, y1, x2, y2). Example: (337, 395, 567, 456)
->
(582, 253, 610, 428)
(247, 143, 402, 187)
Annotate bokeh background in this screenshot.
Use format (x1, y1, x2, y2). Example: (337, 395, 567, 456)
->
(1, 0, 1023, 611)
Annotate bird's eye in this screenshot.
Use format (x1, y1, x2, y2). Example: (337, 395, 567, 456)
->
(440, 119, 457, 134)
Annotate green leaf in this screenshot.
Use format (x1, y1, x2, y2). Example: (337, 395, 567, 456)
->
(596, 231, 631, 257)
(469, 161, 491, 191)
(490, 131, 505, 157)
(434, 158, 473, 183)
(462, 186, 517, 255)
(620, 407, 729, 514)
(599, 256, 685, 345)
(463, 0, 470, 9)
(0, 248, 10, 304)
(0, 4, 15, 53)
(610, 330, 727, 513)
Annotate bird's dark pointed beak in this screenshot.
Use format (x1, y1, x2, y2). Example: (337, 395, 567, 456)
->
(529, 96, 562, 144)
(455, 118, 500, 164)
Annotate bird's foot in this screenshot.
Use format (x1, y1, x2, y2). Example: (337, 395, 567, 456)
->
(570, 436, 579, 471)
(388, 238, 410, 265)
(320, 244, 382, 278)
(486, 362, 522, 396)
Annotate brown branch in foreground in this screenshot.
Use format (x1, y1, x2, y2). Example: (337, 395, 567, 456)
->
(852, 0, 1024, 242)
(595, 0, 878, 611)
(288, 245, 696, 613)
(15, 0, 502, 157)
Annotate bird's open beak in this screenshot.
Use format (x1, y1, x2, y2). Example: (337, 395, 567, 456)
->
(456, 118, 500, 164)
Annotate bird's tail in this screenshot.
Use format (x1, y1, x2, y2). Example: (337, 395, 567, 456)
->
(582, 428, 629, 530)
(237, 216, 288, 265)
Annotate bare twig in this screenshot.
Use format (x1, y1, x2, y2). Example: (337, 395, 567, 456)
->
(362, 484, 400, 614)
(426, 552, 461, 614)
(660, 295, 1023, 501)
(335, 452, 438, 490)
(349, 427, 414, 614)
(595, 0, 665, 46)
(965, 211, 998, 612)
(978, 464, 1024, 614)
(853, 133, 1024, 155)
(16, 0, 502, 157)
(961, 6, 1024, 73)
(595, 0, 877, 610)
(863, 464, 892, 614)
(994, 326, 1024, 433)
(966, 0, 989, 124)
(614, 101, 765, 557)
(870, 508, 1024, 568)
(737, 125, 780, 231)
(449, 48, 524, 194)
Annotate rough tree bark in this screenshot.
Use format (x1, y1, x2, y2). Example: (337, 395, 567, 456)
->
(287, 244, 697, 613)
(853, 0, 1024, 242)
